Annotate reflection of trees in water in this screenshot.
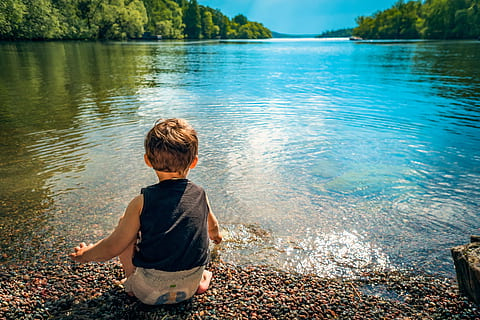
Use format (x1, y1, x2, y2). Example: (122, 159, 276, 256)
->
(0, 42, 149, 221)
(0, 42, 194, 263)
(139, 44, 188, 88)
(411, 41, 480, 125)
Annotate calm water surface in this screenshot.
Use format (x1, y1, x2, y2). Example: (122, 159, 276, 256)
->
(0, 39, 479, 278)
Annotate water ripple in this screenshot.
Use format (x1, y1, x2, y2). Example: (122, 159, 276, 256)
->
(1, 40, 479, 278)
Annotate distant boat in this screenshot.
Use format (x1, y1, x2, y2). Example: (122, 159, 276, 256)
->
(349, 36, 363, 41)
(131, 32, 162, 40)
(142, 32, 162, 40)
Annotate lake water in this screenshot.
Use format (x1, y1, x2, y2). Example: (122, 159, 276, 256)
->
(0, 39, 479, 278)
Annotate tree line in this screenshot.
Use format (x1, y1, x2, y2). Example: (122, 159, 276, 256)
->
(353, 0, 480, 39)
(317, 28, 354, 38)
(0, 0, 271, 40)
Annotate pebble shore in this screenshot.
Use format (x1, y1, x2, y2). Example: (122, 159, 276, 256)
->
(1, 255, 479, 320)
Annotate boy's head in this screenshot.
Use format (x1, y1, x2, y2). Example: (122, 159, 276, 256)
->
(144, 118, 198, 174)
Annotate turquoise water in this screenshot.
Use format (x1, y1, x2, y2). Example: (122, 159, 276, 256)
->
(0, 39, 479, 278)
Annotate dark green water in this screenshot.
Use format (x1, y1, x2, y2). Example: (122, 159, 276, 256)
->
(0, 39, 479, 278)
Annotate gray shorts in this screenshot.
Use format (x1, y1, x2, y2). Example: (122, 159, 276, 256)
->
(124, 265, 205, 305)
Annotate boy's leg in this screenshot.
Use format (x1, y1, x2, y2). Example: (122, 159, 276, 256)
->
(118, 241, 137, 297)
(196, 270, 212, 295)
(119, 240, 136, 278)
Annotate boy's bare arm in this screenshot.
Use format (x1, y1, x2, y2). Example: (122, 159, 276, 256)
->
(206, 197, 223, 244)
(70, 195, 143, 263)
(208, 210, 222, 244)
(206, 195, 222, 244)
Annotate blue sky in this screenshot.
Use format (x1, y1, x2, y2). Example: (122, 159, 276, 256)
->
(200, 0, 399, 34)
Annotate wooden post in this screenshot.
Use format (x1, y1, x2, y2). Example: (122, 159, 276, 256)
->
(451, 236, 480, 304)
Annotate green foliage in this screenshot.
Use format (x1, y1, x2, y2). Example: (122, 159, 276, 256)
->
(233, 14, 248, 26)
(176, 1, 270, 39)
(91, 0, 147, 40)
(201, 9, 218, 38)
(0, 0, 27, 40)
(0, 0, 271, 40)
(354, 0, 480, 39)
(238, 21, 272, 39)
(144, 0, 184, 39)
(206, 7, 228, 38)
(18, 0, 62, 40)
(317, 28, 354, 38)
(183, 0, 201, 38)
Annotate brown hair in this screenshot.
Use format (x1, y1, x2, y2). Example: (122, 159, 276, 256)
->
(144, 118, 198, 173)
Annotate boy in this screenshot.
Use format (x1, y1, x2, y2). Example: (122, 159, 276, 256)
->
(70, 118, 222, 305)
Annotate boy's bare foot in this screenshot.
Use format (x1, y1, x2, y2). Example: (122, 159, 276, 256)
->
(114, 278, 127, 285)
(114, 278, 134, 296)
(196, 270, 212, 295)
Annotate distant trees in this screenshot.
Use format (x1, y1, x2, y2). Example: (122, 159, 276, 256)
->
(0, 0, 271, 40)
(317, 28, 354, 38)
(419, 0, 480, 39)
(144, 1, 271, 40)
(0, 0, 148, 40)
(94, 0, 148, 40)
(354, 0, 480, 39)
(143, 0, 184, 39)
(0, 0, 59, 40)
(183, 0, 201, 39)
(354, 1, 421, 39)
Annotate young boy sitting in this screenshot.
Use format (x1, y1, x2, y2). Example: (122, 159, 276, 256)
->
(70, 118, 223, 305)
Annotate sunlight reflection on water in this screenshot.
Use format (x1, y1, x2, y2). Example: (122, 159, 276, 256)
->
(1, 40, 479, 278)
(219, 224, 391, 277)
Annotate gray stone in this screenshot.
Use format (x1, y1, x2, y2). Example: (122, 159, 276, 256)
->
(451, 236, 480, 304)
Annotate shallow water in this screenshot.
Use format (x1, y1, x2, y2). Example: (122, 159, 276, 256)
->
(0, 39, 479, 278)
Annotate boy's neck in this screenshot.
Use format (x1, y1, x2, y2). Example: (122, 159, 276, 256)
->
(155, 170, 188, 182)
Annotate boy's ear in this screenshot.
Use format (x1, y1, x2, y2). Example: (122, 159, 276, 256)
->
(144, 154, 153, 168)
(189, 156, 198, 169)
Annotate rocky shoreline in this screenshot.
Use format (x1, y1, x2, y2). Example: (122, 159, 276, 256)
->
(2, 256, 479, 319)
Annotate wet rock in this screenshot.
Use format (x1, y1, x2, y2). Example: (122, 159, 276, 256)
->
(1, 252, 480, 319)
(451, 235, 480, 304)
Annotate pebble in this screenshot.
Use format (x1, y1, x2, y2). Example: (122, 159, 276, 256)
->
(0, 219, 479, 320)
(2, 256, 479, 320)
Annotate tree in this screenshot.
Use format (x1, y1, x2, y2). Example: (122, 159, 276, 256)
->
(419, 0, 469, 39)
(398, 0, 421, 38)
(144, 0, 184, 39)
(18, 0, 62, 39)
(353, 0, 479, 39)
(0, 0, 272, 40)
(0, 0, 27, 40)
(238, 21, 271, 39)
(183, 0, 201, 39)
(93, 0, 146, 40)
(353, 1, 421, 39)
(201, 8, 218, 38)
(209, 7, 229, 38)
(172, 0, 187, 9)
(52, 0, 92, 39)
(353, 15, 376, 39)
(233, 14, 247, 26)
(465, 0, 480, 38)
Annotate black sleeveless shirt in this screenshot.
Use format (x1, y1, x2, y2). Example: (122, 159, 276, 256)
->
(133, 179, 210, 271)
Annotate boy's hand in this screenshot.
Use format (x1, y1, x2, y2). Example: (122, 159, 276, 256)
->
(210, 231, 223, 245)
(70, 242, 93, 263)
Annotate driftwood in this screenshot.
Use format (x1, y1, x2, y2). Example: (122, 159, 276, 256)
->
(451, 236, 480, 304)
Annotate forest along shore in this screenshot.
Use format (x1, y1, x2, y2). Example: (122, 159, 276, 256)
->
(1, 255, 479, 319)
